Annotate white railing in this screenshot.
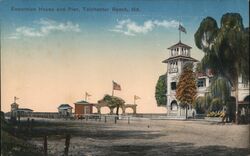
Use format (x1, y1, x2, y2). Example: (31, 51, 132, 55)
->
(169, 68, 178, 73)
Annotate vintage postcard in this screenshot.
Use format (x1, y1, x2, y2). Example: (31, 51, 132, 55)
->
(1, 0, 249, 155)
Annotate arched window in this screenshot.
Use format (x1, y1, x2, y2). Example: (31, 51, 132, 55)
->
(171, 100, 178, 110)
(244, 95, 250, 102)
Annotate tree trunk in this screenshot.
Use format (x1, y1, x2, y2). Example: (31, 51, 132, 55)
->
(185, 106, 188, 120)
(235, 81, 239, 124)
(116, 106, 119, 115)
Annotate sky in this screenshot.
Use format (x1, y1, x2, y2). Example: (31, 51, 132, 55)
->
(1, 0, 249, 113)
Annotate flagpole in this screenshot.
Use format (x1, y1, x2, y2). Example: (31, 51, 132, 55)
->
(85, 92, 87, 101)
(14, 96, 19, 103)
(179, 28, 181, 42)
(179, 22, 181, 42)
(112, 81, 114, 96)
(134, 96, 136, 105)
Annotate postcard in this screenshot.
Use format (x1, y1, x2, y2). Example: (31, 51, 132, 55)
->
(1, 0, 249, 155)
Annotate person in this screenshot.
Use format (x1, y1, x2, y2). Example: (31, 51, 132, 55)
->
(222, 106, 226, 123)
(240, 107, 246, 124)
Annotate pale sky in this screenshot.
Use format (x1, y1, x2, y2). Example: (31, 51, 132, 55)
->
(1, 0, 249, 113)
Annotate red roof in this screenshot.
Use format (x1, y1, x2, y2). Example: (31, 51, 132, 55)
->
(196, 72, 207, 77)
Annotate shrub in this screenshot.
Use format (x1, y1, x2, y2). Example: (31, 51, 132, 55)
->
(207, 111, 224, 117)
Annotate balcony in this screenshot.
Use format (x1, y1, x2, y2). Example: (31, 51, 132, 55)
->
(169, 68, 178, 73)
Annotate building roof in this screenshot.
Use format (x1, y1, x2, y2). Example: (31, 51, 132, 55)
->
(11, 102, 18, 106)
(58, 104, 73, 109)
(167, 41, 192, 50)
(196, 72, 206, 77)
(74, 100, 91, 105)
(16, 108, 33, 112)
(196, 72, 213, 78)
(162, 55, 198, 63)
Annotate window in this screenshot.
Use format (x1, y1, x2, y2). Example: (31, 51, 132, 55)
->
(209, 78, 211, 84)
(171, 82, 177, 90)
(197, 78, 206, 88)
(84, 106, 91, 114)
(171, 100, 178, 110)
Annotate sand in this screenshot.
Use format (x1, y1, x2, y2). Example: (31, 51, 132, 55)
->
(29, 118, 250, 156)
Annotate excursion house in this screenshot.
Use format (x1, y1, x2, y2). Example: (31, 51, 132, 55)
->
(162, 41, 249, 118)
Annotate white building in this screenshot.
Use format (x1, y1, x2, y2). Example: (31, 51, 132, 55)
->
(10, 102, 33, 117)
(58, 104, 73, 117)
(162, 41, 249, 118)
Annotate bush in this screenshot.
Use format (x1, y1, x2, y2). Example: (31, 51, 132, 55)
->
(209, 98, 223, 112)
(207, 111, 224, 117)
(194, 97, 205, 114)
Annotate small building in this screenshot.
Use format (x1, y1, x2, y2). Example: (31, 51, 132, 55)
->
(58, 104, 73, 117)
(10, 102, 33, 117)
(74, 100, 93, 118)
(14, 108, 33, 116)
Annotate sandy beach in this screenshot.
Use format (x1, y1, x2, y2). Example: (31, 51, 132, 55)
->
(27, 118, 250, 156)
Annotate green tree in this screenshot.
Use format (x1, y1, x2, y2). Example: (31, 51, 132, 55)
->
(102, 94, 125, 115)
(194, 13, 249, 123)
(155, 74, 167, 106)
(176, 63, 197, 119)
(194, 96, 206, 114)
(209, 98, 223, 112)
(210, 77, 231, 104)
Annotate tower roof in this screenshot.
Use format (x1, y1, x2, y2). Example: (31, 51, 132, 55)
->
(58, 104, 73, 109)
(11, 102, 18, 106)
(162, 55, 198, 63)
(167, 41, 192, 49)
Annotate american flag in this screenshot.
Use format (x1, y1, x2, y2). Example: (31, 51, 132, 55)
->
(85, 92, 91, 97)
(179, 24, 187, 34)
(113, 81, 121, 91)
(134, 95, 141, 100)
(14, 96, 19, 101)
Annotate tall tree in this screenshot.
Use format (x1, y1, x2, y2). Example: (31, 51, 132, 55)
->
(155, 74, 168, 106)
(194, 13, 249, 123)
(176, 63, 197, 119)
(210, 77, 231, 105)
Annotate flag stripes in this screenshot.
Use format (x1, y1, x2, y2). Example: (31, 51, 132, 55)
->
(134, 95, 141, 100)
(179, 24, 187, 33)
(85, 92, 91, 97)
(113, 81, 121, 91)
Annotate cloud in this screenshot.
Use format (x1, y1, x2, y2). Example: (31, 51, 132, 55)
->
(110, 19, 180, 36)
(9, 18, 81, 39)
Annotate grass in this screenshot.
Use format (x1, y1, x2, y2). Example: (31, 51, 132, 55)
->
(1, 115, 44, 156)
(1, 130, 43, 156)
